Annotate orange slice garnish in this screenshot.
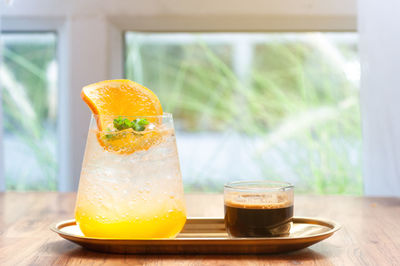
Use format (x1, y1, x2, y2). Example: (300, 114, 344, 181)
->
(82, 79, 163, 130)
(98, 128, 167, 154)
(81, 79, 164, 154)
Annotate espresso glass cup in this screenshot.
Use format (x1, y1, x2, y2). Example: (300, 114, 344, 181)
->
(224, 181, 294, 237)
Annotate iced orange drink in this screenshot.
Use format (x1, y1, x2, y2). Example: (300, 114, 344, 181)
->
(74, 80, 186, 239)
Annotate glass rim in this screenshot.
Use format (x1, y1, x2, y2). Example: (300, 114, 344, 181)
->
(91, 112, 172, 118)
(224, 180, 294, 192)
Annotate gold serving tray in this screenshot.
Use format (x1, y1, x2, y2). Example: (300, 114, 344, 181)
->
(51, 217, 340, 254)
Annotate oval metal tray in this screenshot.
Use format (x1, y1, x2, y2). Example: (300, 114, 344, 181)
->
(51, 217, 340, 254)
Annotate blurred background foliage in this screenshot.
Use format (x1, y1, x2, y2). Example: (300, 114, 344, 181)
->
(1, 33, 58, 190)
(126, 33, 362, 194)
(1, 32, 361, 194)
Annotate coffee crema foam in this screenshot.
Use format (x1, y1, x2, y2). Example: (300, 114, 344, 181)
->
(224, 193, 292, 209)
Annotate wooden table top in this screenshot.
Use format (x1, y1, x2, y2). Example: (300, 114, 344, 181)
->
(0, 192, 399, 265)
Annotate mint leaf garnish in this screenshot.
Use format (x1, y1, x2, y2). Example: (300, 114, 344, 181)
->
(132, 118, 149, 131)
(113, 117, 132, 130)
(113, 117, 149, 132)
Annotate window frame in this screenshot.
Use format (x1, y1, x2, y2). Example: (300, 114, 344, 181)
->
(1, 0, 357, 192)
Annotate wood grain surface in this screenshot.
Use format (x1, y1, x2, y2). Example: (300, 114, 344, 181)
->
(0, 193, 399, 265)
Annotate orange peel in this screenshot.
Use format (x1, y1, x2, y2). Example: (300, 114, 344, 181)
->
(81, 79, 164, 154)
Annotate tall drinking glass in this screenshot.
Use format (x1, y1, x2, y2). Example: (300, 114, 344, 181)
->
(75, 113, 186, 239)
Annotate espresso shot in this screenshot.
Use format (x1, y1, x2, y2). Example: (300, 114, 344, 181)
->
(225, 200, 293, 237)
(224, 181, 294, 238)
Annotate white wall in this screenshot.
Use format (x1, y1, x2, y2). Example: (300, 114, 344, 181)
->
(359, 0, 400, 196)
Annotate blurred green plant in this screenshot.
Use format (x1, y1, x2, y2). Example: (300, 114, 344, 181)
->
(126, 33, 362, 195)
(1, 33, 58, 190)
(1, 32, 361, 194)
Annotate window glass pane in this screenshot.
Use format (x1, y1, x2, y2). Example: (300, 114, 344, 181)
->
(1, 32, 58, 190)
(125, 32, 361, 194)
